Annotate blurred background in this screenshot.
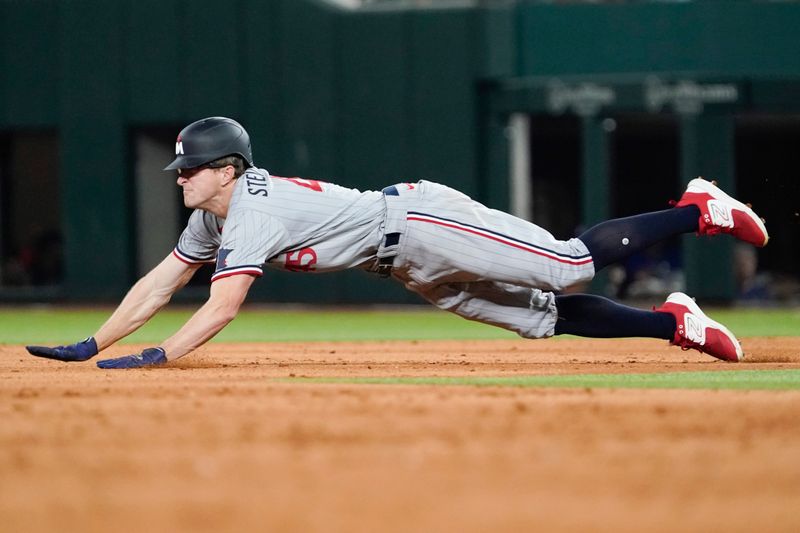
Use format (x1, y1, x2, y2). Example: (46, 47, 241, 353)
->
(0, 0, 798, 306)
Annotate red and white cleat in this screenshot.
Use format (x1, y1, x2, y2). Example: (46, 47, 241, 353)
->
(654, 292, 743, 362)
(675, 177, 769, 247)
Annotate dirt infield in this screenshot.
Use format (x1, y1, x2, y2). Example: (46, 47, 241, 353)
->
(2, 338, 800, 533)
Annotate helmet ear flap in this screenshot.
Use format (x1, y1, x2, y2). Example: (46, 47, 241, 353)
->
(164, 117, 253, 171)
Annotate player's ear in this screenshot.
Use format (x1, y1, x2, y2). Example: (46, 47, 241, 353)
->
(220, 165, 236, 186)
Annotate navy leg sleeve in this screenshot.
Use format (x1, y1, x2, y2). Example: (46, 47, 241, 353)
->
(578, 206, 700, 271)
(554, 294, 676, 339)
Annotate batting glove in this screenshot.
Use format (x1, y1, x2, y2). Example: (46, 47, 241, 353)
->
(96, 347, 167, 369)
(26, 337, 98, 362)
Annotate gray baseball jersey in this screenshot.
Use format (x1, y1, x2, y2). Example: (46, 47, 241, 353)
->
(173, 168, 386, 279)
(173, 169, 595, 338)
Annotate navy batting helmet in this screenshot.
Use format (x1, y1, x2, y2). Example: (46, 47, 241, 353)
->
(164, 116, 254, 171)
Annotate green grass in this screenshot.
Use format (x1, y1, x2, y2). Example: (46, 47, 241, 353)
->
(0, 305, 797, 344)
(5, 307, 798, 391)
(698, 308, 800, 337)
(288, 369, 800, 391)
(0, 307, 515, 344)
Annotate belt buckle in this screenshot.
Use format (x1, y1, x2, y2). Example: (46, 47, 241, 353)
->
(375, 255, 394, 278)
(375, 264, 393, 278)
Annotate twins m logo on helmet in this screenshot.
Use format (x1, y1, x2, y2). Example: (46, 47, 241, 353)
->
(163, 117, 254, 171)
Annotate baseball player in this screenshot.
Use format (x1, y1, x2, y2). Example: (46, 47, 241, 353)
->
(27, 117, 769, 368)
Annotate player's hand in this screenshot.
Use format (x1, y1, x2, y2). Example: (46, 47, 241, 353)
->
(26, 337, 98, 362)
(96, 347, 167, 369)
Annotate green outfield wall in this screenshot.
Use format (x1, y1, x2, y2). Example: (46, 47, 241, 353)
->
(0, 0, 797, 302)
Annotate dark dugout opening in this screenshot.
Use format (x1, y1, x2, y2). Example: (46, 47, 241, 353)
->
(608, 114, 681, 300)
(0, 130, 62, 288)
(735, 115, 800, 303)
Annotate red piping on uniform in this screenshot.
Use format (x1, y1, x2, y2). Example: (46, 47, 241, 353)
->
(173, 249, 200, 265)
(406, 216, 594, 266)
(172, 250, 191, 264)
(211, 269, 263, 282)
(173, 249, 216, 265)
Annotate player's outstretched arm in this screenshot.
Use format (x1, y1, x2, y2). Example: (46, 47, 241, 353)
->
(96, 273, 255, 369)
(92, 253, 202, 350)
(26, 253, 200, 362)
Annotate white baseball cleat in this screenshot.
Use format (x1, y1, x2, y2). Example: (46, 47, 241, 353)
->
(675, 177, 769, 247)
(654, 292, 743, 362)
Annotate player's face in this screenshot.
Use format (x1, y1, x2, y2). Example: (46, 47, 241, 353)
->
(176, 165, 226, 209)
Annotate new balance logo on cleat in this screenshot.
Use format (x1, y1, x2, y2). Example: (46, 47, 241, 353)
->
(654, 292, 743, 362)
(707, 200, 734, 228)
(682, 313, 706, 346)
(675, 177, 768, 247)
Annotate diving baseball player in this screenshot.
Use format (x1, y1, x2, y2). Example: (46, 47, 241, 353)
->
(26, 117, 769, 368)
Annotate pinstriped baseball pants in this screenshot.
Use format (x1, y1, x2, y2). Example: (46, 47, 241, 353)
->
(388, 181, 596, 339)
